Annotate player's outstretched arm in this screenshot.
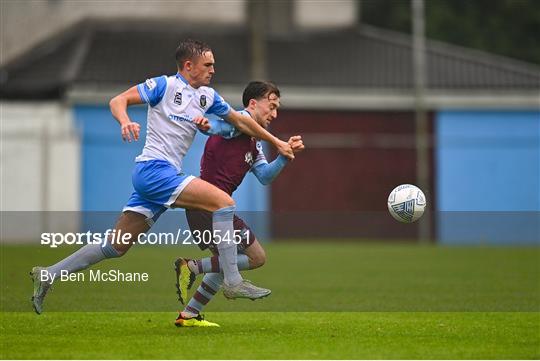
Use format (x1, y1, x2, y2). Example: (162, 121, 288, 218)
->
(225, 110, 294, 160)
(252, 135, 305, 185)
(109, 86, 144, 142)
(252, 156, 289, 185)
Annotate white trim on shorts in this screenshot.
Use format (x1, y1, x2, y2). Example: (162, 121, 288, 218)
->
(122, 206, 154, 219)
(165, 175, 196, 207)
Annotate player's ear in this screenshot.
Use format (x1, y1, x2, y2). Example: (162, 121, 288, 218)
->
(248, 99, 257, 108)
(184, 60, 192, 71)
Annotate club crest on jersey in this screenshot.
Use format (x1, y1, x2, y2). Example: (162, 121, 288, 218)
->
(245, 152, 254, 166)
(256, 141, 263, 153)
(174, 92, 182, 105)
(200, 95, 207, 108)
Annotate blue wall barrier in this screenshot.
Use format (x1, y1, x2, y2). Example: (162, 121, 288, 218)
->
(436, 110, 540, 244)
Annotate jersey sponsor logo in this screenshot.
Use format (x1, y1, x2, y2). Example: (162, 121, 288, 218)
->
(200, 95, 207, 108)
(174, 92, 182, 105)
(145, 78, 157, 90)
(244, 151, 254, 166)
(168, 114, 192, 122)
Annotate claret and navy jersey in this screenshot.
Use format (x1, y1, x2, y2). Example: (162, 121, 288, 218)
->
(200, 110, 267, 196)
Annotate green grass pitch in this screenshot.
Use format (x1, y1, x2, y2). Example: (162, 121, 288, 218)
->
(1, 242, 539, 359)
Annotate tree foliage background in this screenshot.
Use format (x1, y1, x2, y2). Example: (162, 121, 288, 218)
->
(361, 0, 540, 65)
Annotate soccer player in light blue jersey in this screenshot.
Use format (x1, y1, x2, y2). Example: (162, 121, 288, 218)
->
(30, 39, 294, 315)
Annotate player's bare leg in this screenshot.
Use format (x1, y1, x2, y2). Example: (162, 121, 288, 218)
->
(173, 177, 235, 212)
(242, 239, 266, 269)
(109, 211, 151, 254)
(30, 211, 149, 314)
(173, 178, 270, 301)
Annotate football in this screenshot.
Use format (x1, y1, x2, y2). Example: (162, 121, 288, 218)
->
(387, 184, 426, 223)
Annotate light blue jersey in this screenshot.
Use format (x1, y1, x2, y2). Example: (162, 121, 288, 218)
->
(123, 73, 232, 220)
(136, 73, 231, 172)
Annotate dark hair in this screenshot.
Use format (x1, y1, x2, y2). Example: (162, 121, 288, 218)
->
(242, 81, 280, 107)
(175, 39, 212, 70)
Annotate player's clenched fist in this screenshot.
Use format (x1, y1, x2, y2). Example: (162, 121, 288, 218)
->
(276, 139, 295, 160)
(193, 116, 210, 132)
(121, 122, 141, 142)
(288, 135, 304, 153)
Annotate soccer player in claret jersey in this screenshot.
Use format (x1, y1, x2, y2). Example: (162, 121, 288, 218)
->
(173, 81, 304, 327)
(30, 40, 295, 315)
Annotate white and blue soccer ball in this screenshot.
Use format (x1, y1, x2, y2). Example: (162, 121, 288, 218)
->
(387, 184, 426, 223)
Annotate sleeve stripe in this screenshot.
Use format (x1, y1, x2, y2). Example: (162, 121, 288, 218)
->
(251, 159, 267, 169)
(217, 104, 231, 117)
(137, 84, 150, 104)
(151, 76, 167, 107)
(207, 89, 232, 116)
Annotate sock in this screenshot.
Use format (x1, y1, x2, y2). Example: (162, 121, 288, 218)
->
(46, 241, 121, 280)
(188, 254, 250, 275)
(183, 272, 224, 317)
(213, 206, 242, 286)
